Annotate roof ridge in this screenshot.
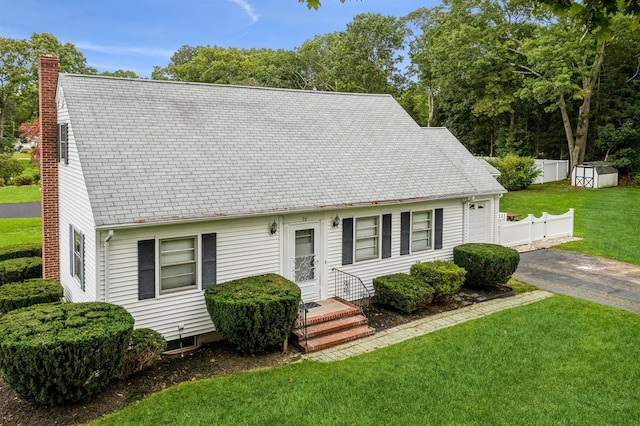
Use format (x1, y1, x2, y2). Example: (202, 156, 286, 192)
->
(58, 73, 394, 98)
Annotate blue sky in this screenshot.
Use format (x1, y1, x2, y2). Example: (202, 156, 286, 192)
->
(1, 0, 438, 78)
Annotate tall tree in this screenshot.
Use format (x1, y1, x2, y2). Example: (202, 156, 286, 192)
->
(516, 17, 609, 168)
(0, 33, 95, 144)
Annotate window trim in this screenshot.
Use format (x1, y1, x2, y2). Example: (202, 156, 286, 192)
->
(158, 236, 198, 295)
(354, 215, 380, 262)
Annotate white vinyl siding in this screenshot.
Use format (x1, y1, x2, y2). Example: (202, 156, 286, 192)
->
(355, 216, 379, 261)
(57, 88, 97, 303)
(327, 200, 470, 298)
(411, 210, 432, 252)
(105, 217, 280, 341)
(160, 237, 197, 293)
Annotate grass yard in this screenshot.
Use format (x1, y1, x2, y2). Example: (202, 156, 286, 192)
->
(500, 180, 640, 265)
(92, 296, 640, 425)
(0, 218, 41, 248)
(0, 185, 40, 204)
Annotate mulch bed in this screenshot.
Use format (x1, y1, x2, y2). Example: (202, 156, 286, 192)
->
(0, 285, 510, 426)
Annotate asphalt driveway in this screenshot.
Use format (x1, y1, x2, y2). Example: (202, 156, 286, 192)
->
(515, 248, 640, 314)
(0, 202, 41, 218)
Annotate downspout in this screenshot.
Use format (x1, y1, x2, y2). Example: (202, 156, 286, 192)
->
(103, 230, 114, 302)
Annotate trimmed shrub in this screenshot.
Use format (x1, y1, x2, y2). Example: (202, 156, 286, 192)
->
(0, 177, 4, 187)
(14, 175, 34, 186)
(0, 243, 42, 262)
(117, 328, 167, 379)
(410, 260, 466, 299)
(487, 154, 540, 191)
(0, 302, 134, 405)
(453, 243, 520, 287)
(0, 154, 24, 184)
(373, 273, 434, 314)
(0, 257, 42, 285)
(204, 274, 300, 354)
(0, 279, 63, 313)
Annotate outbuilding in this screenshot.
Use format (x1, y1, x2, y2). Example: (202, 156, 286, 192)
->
(571, 161, 618, 188)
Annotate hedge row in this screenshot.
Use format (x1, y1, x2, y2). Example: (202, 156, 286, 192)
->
(0, 243, 42, 262)
(0, 302, 134, 405)
(0, 257, 42, 285)
(205, 274, 300, 354)
(410, 260, 466, 299)
(0, 279, 63, 313)
(373, 273, 434, 314)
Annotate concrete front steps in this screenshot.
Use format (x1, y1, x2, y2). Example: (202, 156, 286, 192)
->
(292, 298, 376, 353)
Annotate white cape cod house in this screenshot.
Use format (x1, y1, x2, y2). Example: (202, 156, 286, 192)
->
(38, 57, 506, 349)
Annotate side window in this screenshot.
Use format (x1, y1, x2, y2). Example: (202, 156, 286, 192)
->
(159, 237, 197, 293)
(69, 225, 84, 290)
(138, 233, 217, 300)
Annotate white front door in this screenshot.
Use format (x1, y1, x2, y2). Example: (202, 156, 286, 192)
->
(287, 222, 321, 302)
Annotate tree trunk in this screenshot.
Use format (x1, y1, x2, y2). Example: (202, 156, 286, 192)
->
(427, 88, 435, 128)
(559, 42, 606, 171)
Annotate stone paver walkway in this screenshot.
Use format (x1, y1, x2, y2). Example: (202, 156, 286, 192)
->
(303, 290, 553, 362)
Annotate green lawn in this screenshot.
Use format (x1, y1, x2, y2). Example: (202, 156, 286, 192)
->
(91, 296, 640, 425)
(0, 185, 40, 204)
(0, 218, 41, 248)
(500, 180, 640, 265)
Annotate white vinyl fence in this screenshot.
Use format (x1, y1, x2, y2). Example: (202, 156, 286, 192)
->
(498, 209, 574, 247)
(534, 160, 569, 184)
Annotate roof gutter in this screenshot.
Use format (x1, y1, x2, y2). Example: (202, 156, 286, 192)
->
(94, 190, 504, 231)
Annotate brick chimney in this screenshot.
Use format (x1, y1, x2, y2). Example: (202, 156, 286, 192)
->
(39, 56, 59, 280)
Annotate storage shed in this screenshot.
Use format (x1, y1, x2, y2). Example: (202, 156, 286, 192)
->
(571, 161, 618, 188)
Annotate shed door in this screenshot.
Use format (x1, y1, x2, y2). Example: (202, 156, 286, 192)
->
(467, 202, 489, 243)
(287, 223, 321, 302)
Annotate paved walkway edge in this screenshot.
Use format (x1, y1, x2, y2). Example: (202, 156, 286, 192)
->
(303, 290, 554, 362)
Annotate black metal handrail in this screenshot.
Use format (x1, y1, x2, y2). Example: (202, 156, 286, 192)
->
(332, 268, 372, 311)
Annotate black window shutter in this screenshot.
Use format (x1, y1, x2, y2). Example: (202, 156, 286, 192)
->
(382, 214, 392, 259)
(434, 208, 444, 250)
(202, 233, 217, 289)
(69, 224, 74, 276)
(138, 239, 156, 300)
(79, 232, 85, 291)
(342, 218, 354, 265)
(400, 212, 410, 255)
(62, 123, 69, 165)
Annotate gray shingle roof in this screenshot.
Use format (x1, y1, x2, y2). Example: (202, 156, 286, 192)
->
(59, 74, 505, 227)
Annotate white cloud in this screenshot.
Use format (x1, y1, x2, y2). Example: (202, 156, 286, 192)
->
(229, 0, 259, 24)
(75, 43, 175, 57)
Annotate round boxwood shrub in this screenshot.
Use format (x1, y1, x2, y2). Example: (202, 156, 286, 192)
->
(373, 273, 434, 314)
(0, 279, 63, 313)
(117, 328, 167, 380)
(0, 256, 42, 285)
(0, 302, 134, 405)
(453, 243, 520, 287)
(204, 274, 301, 354)
(0, 243, 42, 262)
(14, 175, 34, 186)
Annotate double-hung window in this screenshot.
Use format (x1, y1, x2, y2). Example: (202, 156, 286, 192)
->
(355, 216, 379, 261)
(69, 225, 85, 290)
(160, 237, 197, 293)
(411, 210, 432, 252)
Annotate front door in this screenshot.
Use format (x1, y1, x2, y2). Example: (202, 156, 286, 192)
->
(287, 222, 321, 301)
